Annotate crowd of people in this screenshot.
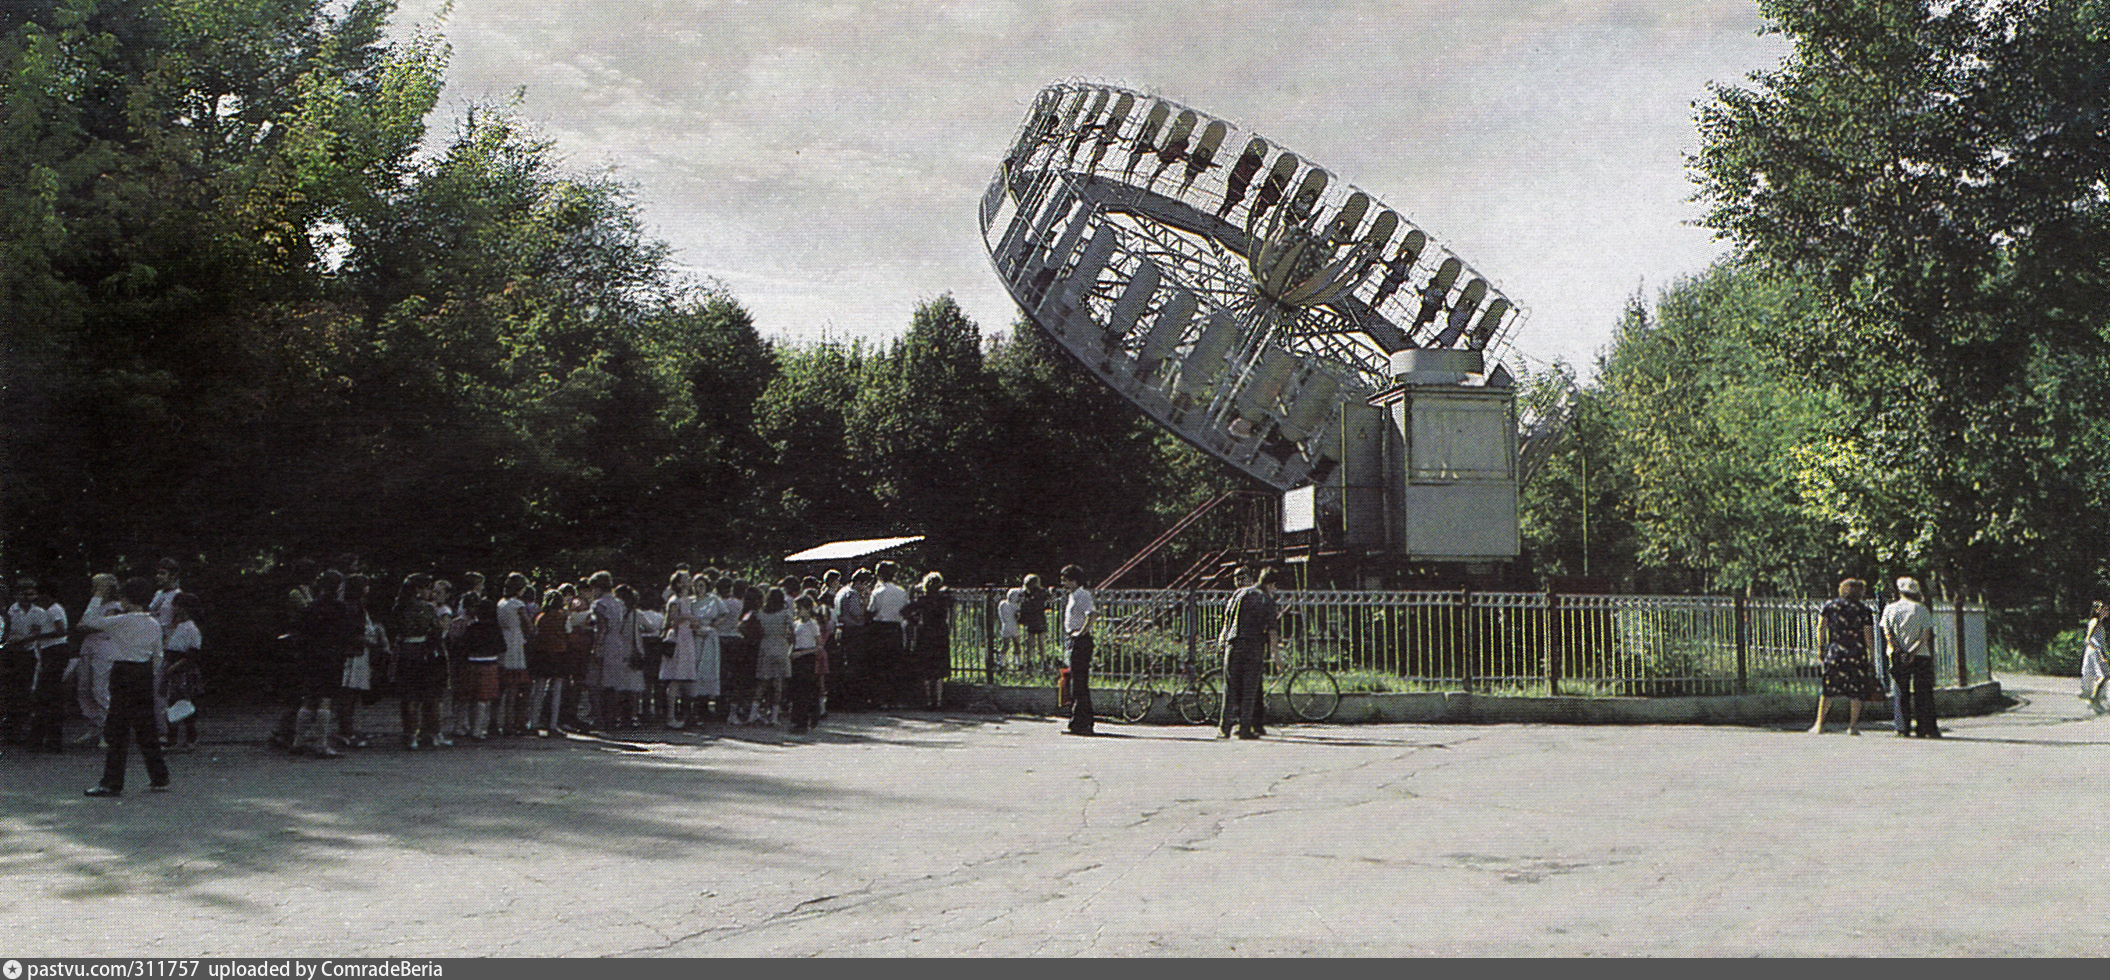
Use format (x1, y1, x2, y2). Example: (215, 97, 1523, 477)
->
(1, 554, 1119, 797)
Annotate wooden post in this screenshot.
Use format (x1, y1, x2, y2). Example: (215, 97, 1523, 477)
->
(1734, 594, 1749, 696)
(1544, 590, 1561, 697)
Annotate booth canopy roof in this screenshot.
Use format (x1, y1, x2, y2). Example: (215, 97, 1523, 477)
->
(782, 535, 926, 564)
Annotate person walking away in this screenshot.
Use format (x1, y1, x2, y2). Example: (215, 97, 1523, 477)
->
(1218, 566, 1280, 739)
(787, 595, 824, 733)
(904, 572, 953, 710)
(2081, 601, 2108, 710)
(393, 575, 446, 750)
(161, 593, 204, 751)
(1060, 565, 1095, 736)
(1882, 577, 1942, 738)
(868, 561, 911, 709)
(1810, 578, 1884, 735)
(81, 577, 170, 796)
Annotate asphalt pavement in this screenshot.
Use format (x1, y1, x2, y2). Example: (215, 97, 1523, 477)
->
(1, 673, 2102, 956)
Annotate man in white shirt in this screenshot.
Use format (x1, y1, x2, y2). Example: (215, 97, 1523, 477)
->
(867, 561, 911, 709)
(1881, 576, 1942, 739)
(2, 580, 38, 745)
(1060, 564, 1095, 736)
(148, 558, 182, 629)
(22, 580, 71, 752)
(81, 577, 171, 796)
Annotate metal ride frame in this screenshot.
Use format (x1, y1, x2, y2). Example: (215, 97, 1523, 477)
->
(981, 81, 1527, 494)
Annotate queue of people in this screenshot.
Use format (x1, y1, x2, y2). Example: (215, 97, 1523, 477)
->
(0, 552, 1022, 794)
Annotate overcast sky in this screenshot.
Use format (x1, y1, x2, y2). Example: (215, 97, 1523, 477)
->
(390, 0, 1788, 375)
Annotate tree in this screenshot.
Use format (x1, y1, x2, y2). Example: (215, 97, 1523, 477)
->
(1691, 0, 2110, 608)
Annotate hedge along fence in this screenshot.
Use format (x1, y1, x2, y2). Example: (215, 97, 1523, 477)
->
(938, 589, 1990, 698)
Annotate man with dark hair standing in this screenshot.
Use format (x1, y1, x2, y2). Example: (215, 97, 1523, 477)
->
(868, 561, 910, 709)
(1, 580, 30, 746)
(1060, 565, 1095, 736)
(1218, 566, 1280, 740)
(1882, 576, 1942, 738)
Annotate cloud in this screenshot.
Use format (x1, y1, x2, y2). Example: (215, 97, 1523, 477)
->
(394, 0, 1785, 367)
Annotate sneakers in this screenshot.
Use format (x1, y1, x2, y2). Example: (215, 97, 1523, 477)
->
(84, 786, 121, 797)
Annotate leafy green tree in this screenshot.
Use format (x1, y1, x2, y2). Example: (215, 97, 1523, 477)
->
(1691, 0, 2110, 607)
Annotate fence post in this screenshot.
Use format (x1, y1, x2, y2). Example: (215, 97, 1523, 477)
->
(1458, 589, 1476, 693)
(984, 590, 997, 686)
(1954, 602, 1969, 687)
(1186, 587, 1200, 665)
(1544, 590, 1560, 697)
(1734, 594, 1749, 696)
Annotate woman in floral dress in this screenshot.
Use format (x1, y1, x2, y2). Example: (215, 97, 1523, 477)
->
(1811, 578, 1885, 735)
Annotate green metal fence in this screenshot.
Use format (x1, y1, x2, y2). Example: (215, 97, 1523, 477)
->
(941, 589, 1988, 697)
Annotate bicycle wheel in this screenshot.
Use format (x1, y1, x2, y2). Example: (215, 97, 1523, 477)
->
(1171, 675, 1209, 725)
(1286, 667, 1340, 721)
(1115, 679, 1154, 723)
(1185, 669, 1223, 726)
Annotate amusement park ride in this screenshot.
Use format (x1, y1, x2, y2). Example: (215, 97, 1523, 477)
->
(979, 82, 1556, 588)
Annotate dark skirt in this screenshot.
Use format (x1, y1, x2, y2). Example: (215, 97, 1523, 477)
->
(396, 643, 445, 700)
(526, 640, 566, 679)
(1821, 643, 1886, 701)
(910, 635, 951, 681)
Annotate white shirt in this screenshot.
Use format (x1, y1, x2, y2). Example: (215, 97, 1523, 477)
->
(1881, 598, 1935, 657)
(5, 602, 48, 648)
(792, 618, 821, 653)
(997, 592, 1020, 638)
(496, 596, 529, 670)
(165, 619, 203, 654)
(716, 596, 745, 638)
(869, 582, 910, 624)
(31, 601, 67, 651)
(1063, 588, 1094, 636)
(82, 603, 162, 663)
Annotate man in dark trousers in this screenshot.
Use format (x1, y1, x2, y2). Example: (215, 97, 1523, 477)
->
(1218, 566, 1280, 740)
(1060, 565, 1095, 736)
(1881, 576, 1942, 738)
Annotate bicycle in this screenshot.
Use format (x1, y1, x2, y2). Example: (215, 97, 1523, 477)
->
(1173, 648, 1341, 725)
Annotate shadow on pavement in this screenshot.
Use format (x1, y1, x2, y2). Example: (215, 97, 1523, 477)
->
(0, 708, 948, 905)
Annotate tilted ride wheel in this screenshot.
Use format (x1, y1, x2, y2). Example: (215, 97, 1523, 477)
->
(1286, 667, 1340, 721)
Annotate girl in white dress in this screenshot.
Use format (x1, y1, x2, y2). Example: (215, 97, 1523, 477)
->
(659, 571, 701, 728)
(690, 580, 725, 725)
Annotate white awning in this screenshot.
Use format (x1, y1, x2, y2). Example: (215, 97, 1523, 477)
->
(782, 535, 926, 564)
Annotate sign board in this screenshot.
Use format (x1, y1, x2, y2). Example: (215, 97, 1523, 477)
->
(1282, 485, 1317, 533)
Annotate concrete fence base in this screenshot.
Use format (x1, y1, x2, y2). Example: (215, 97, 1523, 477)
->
(947, 681, 2010, 727)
